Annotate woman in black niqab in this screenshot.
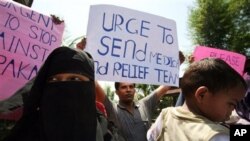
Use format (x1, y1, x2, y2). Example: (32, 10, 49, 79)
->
(4, 47, 97, 141)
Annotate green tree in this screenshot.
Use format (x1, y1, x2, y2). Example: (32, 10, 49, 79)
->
(136, 84, 158, 97)
(227, 0, 250, 55)
(188, 0, 250, 57)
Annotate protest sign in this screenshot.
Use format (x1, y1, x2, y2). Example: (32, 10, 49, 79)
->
(193, 46, 246, 75)
(86, 5, 179, 86)
(0, 0, 64, 100)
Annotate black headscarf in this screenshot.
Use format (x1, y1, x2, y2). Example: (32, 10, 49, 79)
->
(4, 47, 97, 141)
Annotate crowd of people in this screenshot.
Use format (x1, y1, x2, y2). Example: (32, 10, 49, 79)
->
(0, 35, 249, 141)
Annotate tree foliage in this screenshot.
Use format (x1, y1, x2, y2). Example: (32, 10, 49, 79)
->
(188, 0, 250, 57)
(136, 84, 158, 97)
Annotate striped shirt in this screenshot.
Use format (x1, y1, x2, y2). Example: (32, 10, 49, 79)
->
(104, 92, 158, 141)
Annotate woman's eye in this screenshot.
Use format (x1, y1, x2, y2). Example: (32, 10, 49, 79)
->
(47, 77, 58, 82)
(69, 77, 81, 81)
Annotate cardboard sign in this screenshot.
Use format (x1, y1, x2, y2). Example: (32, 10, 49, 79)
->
(0, 0, 64, 100)
(86, 5, 180, 86)
(194, 46, 246, 75)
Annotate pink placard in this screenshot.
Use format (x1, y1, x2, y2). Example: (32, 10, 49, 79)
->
(193, 46, 246, 75)
(0, 0, 65, 101)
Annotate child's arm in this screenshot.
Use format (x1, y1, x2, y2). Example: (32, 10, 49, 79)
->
(147, 112, 164, 141)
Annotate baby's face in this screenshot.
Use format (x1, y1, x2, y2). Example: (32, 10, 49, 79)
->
(199, 86, 245, 122)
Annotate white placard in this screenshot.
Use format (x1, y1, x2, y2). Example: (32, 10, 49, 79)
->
(86, 4, 179, 86)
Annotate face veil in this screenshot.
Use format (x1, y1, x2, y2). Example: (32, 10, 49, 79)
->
(41, 81, 96, 141)
(5, 47, 97, 141)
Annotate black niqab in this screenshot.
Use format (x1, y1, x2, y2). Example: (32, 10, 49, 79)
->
(4, 47, 97, 141)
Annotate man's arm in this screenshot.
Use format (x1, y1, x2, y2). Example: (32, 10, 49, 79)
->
(154, 85, 172, 101)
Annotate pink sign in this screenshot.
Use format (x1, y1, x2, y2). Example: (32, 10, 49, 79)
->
(0, 0, 65, 101)
(193, 46, 246, 75)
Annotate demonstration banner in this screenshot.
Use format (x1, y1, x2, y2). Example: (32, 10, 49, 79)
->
(0, 0, 65, 101)
(193, 46, 246, 75)
(86, 5, 180, 86)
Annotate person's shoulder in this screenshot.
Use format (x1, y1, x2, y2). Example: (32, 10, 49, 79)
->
(159, 107, 176, 116)
(104, 97, 118, 110)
